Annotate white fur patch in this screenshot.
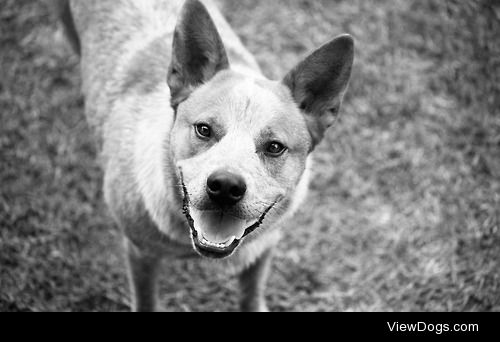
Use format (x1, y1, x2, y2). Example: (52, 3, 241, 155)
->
(132, 90, 178, 235)
(287, 156, 312, 215)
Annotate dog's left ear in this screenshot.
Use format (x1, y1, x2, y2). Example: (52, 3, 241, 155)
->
(167, 0, 229, 110)
(283, 34, 354, 148)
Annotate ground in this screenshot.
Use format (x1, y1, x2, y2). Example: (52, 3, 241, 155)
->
(1, 0, 499, 312)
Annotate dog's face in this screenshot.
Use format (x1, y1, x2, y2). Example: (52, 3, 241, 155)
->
(167, 0, 353, 258)
(171, 72, 311, 258)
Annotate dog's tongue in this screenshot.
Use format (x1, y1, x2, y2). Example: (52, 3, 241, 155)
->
(190, 209, 249, 244)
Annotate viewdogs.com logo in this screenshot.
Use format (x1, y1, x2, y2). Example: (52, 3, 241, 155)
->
(387, 322, 479, 335)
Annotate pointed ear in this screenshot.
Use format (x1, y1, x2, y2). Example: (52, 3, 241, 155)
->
(283, 34, 354, 147)
(167, 0, 229, 110)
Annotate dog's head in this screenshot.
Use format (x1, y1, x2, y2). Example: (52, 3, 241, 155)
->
(167, 0, 354, 259)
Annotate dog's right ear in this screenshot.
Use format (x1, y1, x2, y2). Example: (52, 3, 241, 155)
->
(167, 0, 229, 110)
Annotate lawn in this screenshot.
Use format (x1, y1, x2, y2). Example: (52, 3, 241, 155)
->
(1, 0, 499, 311)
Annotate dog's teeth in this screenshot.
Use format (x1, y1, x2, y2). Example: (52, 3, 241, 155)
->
(200, 235, 236, 249)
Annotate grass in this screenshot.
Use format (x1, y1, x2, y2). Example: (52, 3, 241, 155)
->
(1, 0, 499, 311)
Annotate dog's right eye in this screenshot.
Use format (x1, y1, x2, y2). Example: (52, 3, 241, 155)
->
(195, 123, 212, 139)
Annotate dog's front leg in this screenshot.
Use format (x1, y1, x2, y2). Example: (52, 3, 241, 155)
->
(125, 239, 163, 312)
(239, 249, 274, 312)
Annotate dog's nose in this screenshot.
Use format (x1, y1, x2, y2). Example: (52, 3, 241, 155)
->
(206, 170, 247, 207)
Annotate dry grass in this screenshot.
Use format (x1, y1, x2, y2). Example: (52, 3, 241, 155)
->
(1, 0, 499, 311)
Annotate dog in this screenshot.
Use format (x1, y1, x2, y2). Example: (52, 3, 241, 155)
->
(53, 0, 354, 312)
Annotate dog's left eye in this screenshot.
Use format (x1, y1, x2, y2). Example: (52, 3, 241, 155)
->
(265, 141, 287, 157)
(195, 123, 212, 139)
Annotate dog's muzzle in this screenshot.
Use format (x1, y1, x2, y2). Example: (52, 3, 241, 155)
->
(179, 169, 279, 259)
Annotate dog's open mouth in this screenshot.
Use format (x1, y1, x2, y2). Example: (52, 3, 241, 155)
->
(180, 173, 277, 259)
(186, 205, 275, 259)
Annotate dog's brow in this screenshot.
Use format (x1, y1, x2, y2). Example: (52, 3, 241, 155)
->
(256, 128, 287, 146)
